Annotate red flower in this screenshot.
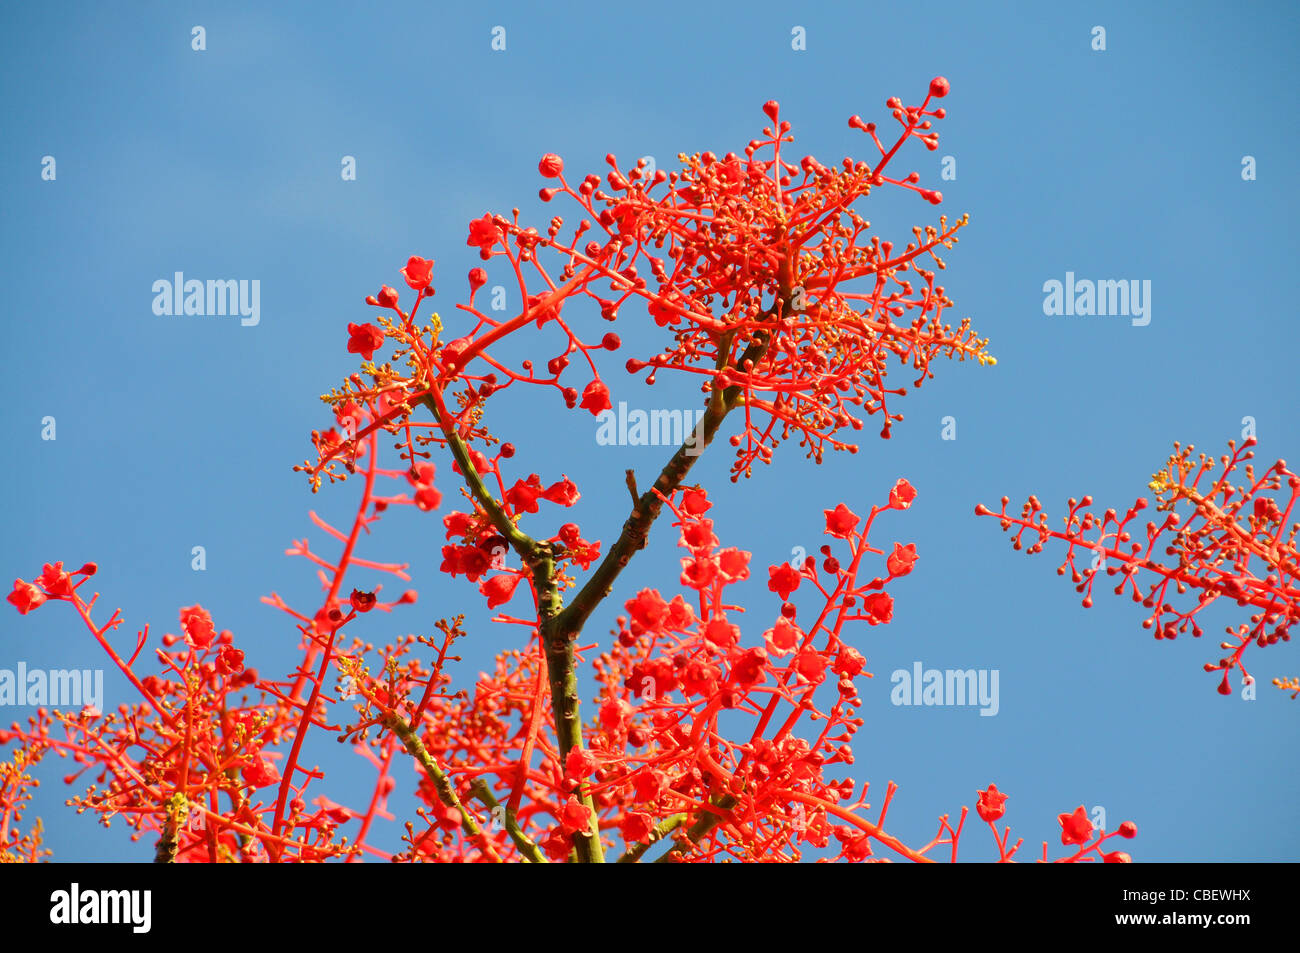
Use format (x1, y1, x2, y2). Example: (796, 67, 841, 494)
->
(541, 829, 573, 862)
(599, 697, 631, 732)
(768, 563, 802, 601)
(376, 285, 400, 308)
(1058, 805, 1093, 846)
(764, 617, 802, 656)
(480, 573, 522, 609)
(717, 548, 750, 581)
(824, 503, 859, 538)
(620, 811, 654, 845)
(559, 795, 593, 836)
(7, 579, 46, 615)
(541, 478, 580, 507)
(632, 769, 668, 802)
(626, 589, 670, 631)
(627, 660, 673, 702)
(349, 590, 377, 613)
(180, 605, 216, 648)
(215, 645, 245, 676)
(680, 659, 720, 696)
(834, 826, 873, 861)
(505, 476, 543, 514)
(794, 649, 827, 684)
(730, 647, 768, 688)
(408, 463, 436, 486)
(886, 542, 918, 577)
(36, 562, 74, 598)
(399, 255, 434, 291)
(834, 645, 866, 678)
(441, 545, 491, 583)
(335, 400, 364, 428)
(410, 465, 442, 509)
(611, 202, 643, 236)
(459, 448, 493, 476)
(579, 379, 612, 416)
(564, 748, 599, 780)
(666, 595, 695, 628)
(467, 215, 500, 251)
(681, 519, 717, 551)
(889, 478, 917, 510)
(428, 801, 460, 831)
(242, 756, 281, 789)
(439, 335, 472, 370)
(443, 511, 474, 539)
(680, 555, 718, 590)
(976, 784, 1007, 823)
(347, 323, 386, 361)
(527, 292, 561, 327)
(702, 618, 740, 652)
(1103, 851, 1132, 864)
(681, 488, 711, 516)
(861, 592, 893, 625)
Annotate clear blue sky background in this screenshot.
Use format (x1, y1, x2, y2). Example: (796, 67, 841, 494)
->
(2, 1, 1296, 862)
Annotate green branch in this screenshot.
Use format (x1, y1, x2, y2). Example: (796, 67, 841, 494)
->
(469, 778, 547, 863)
(617, 812, 688, 863)
(421, 386, 604, 862)
(382, 712, 502, 862)
(654, 795, 739, 863)
(420, 392, 535, 557)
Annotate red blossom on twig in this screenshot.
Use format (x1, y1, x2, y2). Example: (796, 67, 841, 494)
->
(979, 438, 1299, 695)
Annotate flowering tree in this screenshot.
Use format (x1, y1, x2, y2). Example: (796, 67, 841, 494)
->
(3, 78, 1143, 863)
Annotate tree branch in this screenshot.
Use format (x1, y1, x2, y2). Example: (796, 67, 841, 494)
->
(418, 299, 781, 863)
(654, 795, 738, 863)
(617, 812, 688, 863)
(557, 322, 775, 638)
(421, 384, 605, 861)
(469, 778, 547, 863)
(382, 712, 502, 862)
(420, 389, 535, 558)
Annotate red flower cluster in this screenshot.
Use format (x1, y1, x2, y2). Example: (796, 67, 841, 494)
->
(7, 561, 95, 615)
(979, 438, 1299, 695)
(299, 79, 992, 494)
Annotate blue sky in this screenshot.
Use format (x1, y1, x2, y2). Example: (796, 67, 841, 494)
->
(1, 0, 1297, 861)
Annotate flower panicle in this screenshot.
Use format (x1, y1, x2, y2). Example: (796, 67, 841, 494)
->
(304, 79, 993, 491)
(978, 438, 1300, 694)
